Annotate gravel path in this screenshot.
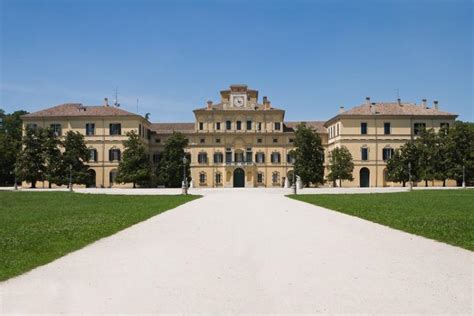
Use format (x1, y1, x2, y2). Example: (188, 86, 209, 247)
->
(1, 189, 472, 314)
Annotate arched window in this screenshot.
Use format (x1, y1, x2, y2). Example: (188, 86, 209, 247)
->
(272, 171, 280, 184)
(199, 172, 207, 185)
(255, 152, 265, 163)
(257, 172, 264, 184)
(109, 169, 118, 186)
(213, 152, 223, 163)
(109, 148, 121, 162)
(198, 152, 208, 164)
(271, 152, 281, 164)
(215, 172, 222, 185)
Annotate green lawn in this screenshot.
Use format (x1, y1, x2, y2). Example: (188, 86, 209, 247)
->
(0, 191, 200, 281)
(289, 190, 474, 251)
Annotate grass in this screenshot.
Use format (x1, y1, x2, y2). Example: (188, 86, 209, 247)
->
(0, 191, 200, 281)
(289, 190, 474, 251)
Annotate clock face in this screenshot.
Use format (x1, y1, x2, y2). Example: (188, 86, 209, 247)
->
(233, 96, 245, 107)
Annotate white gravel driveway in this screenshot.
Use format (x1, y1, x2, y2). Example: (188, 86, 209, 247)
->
(0, 189, 472, 314)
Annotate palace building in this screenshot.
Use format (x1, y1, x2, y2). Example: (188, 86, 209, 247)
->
(21, 84, 458, 188)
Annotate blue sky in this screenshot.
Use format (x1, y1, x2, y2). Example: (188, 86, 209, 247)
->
(1, 0, 472, 122)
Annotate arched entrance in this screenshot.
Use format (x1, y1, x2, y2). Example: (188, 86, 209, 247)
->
(360, 168, 370, 187)
(87, 169, 96, 188)
(287, 170, 295, 186)
(233, 168, 245, 187)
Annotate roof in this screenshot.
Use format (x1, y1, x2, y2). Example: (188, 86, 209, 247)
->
(22, 103, 140, 118)
(284, 121, 327, 133)
(150, 122, 195, 134)
(325, 102, 457, 126)
(194, 102, 284, 112)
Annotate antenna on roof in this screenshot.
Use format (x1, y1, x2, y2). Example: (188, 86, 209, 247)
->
(395, 88, 400, 99)
(113, 87, 120, 107)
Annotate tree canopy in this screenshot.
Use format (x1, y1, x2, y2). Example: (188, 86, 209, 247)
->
(293, 123, 325, 187)
(327, 146, 354, 187)
(116, 131, 151, 188)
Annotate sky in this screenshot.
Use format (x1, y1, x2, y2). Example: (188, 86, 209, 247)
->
(1, 0, 472, 122)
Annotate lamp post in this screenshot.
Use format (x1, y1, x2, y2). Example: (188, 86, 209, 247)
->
(408, 161, 412, 191)
(68, 164, 73, 192)
(182, 156, 188, 195)
(291, 155, 297, 195)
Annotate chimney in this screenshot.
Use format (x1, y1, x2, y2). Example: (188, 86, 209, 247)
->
(433, 100, 439, 110)
(397, 98, 401, 106)
(263, 97, 271, 110)
(339, 106, 345, 113)
(104, 97, 109, 107)
(422, 99, 427, 109)
(370, 102, 376, 114)
(207, 100, 213, 109)
(365, 97, 371, 106)
(263, 96, 268, 103)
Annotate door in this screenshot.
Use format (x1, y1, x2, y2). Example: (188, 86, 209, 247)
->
(233, 168, 245, 187)
(360, 168, 370, 187)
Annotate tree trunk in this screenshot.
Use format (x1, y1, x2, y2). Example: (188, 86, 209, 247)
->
(402, 181, 406, 187)
(339, 179, 342, 187)
(48, 182, 52, 189)
(443, 180, 446, 187)
(133, 182, 136, 188)
(31, 181, 36, 189)
(425, 180, 428, 187)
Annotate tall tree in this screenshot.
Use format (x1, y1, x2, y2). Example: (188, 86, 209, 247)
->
(293, 123, 325, 187)
(415, 129, 437, 187)
(157, 132, 190, 188)
(386, 141, 420, 186)
(327, 146, 354, 187)
(448, 121, 474, 186)
(15, 127, 47, 188)
(116, 131, 151, 188)
(42, 128, 64, 188)
(0, 110, 28, 186)
(61, 131, 90, 186)
(433, 128, 453, 186)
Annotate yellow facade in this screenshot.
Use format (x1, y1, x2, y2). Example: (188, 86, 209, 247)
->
(22, 87, 458, 188)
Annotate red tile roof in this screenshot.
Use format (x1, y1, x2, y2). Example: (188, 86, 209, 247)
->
(150, 122, 195, 134)
(284, 121, 327, 133)
(22, 103, 140, 118)
(341, 102, 456, 116)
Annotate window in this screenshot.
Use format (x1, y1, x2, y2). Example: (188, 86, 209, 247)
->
(246, 149, 253, 163)
(225, 149, 232, 163)
(216, 138, 221, 144)
(257, 172, 263, 184)
(273, 138, 278, 143)
(361, 147, 368, 161)
(236, 121, 242, 130)
(257, 138, 263, 143)
(257, 122, 262, 131)
(199, 122, 204, 130)
(49, 124, 62, 137)
(26, 123, 37, 130)
(271, 152, 281, 164)
(255, 152, 265, 163)
(155, 138, 161, 143)
(153, 153, 161, 163)
(89, 149, 98, 162)
(287, 153, 295, 164)
(274, 122, 281, 131)
(216, 122, 221, 130)
(361, 122, 367, 135)
(200, 138, 205, 144)
(272, 171, 280, 184)
(246, 120, 252, 130)
(382, 148, 394, 161)
(384, 122, 391, 135)
(146, 129, 151, 140)
(336, 124, 339, 136)
(109, 123, 121, 135)
(414, 123, 426, 136)
(234, 151, 244, 162)
(109, 170, 118, 185)
(440, 122, 449, 131)
(215, 172, 222, 185)
(226, 120, 232, 130)
(213, 152, 223, 163)
(199, 172, 207, 185)
(109, 148, 121, 161)
(289, 138, 294, 143)
(86, 123, 95, 136)
(198, 152, 208, 164)
(138, 124, 142, 136)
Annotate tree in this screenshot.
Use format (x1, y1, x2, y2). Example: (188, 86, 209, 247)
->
(327, 146, 354, 187)
(42, 128, 64, 188)
(61, 131, 90, 186)
(386, 141, 420, 186)
(448, 121, 474, 186)
(415, 129, 437, 187)
(116, 131, 151, 188)
(15, 127, 47, 188)
(432, 128, 453, 186)
(293, 123, 325, 187)
(0, 110, 28, 186)
(157, 132, 190, 188)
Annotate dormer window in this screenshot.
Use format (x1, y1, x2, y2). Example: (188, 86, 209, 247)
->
(274, 122, 281, 131)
